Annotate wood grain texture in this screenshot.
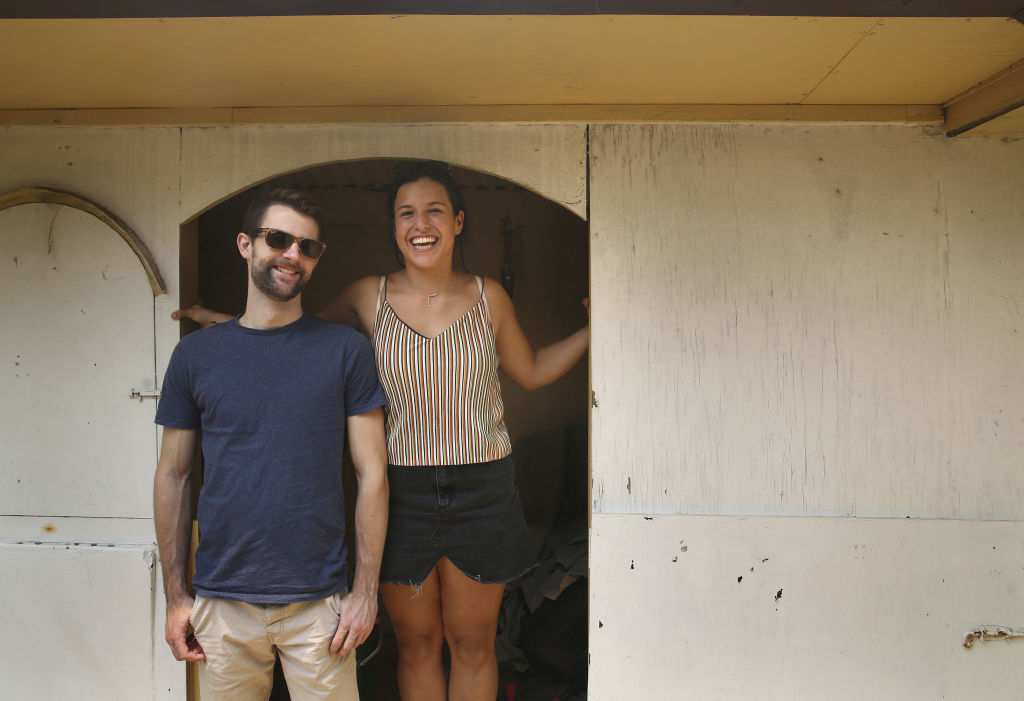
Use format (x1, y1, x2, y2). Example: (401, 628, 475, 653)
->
(0, 187, 166, 294)
(0, 204, 157, 519)
(0, 104, 944, 127)
(591, 514, 1024, 700)
(0, 543, 158, 699)
(0, 126, 185, 370)
(590, 124, 1024, 519)
(179, 124, 587, 221)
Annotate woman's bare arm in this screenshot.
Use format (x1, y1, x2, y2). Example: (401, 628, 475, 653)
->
(319, 275, 381, 335)
(171, 275, 382, 333)
(487, 278, 589, 391)
(170, 302, 232, 327)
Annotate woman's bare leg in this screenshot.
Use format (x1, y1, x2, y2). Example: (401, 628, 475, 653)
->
(437, 557, 506, 701)
(381, 567, 447, 701)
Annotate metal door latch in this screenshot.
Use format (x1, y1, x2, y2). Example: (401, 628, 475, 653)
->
(129, 388, 161, 401)
(963, 625, 1024, 649)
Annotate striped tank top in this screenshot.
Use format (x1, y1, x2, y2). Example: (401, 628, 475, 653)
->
(372, 275, 512, 466)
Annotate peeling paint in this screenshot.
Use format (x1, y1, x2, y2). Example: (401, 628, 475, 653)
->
(46, 210, 58, 255)
(100, 266, 125, 282)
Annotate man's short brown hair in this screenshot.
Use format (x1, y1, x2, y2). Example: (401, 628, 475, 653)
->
(242, 187, 325, 239)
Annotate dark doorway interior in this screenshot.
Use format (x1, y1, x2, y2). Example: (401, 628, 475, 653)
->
(192, 159, 590, 700)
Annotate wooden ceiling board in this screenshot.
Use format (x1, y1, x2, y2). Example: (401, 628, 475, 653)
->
(0, 16, 902, 108)
(807, 18, 1024, 104)
(1, 14, 1022, 133)
(548, 16, 880, 104)
(413, 16, 880, 105)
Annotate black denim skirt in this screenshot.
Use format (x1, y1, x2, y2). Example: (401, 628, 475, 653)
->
(380, 456, 536, 585)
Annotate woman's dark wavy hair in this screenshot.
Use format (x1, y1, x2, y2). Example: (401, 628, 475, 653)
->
(387, 160, 468, 269)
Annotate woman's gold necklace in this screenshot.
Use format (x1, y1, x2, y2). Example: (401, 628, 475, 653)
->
(406, 275, 451, 309)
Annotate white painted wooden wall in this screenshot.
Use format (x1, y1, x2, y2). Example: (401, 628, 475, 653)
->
(590, 124, 1024, 520)
(0, 204, 157, 519)
(0, 201, 166, 699)
(2, 122, 1021, 699)
(588, 124, 1024, 699)
(590, 515, 1024, 699)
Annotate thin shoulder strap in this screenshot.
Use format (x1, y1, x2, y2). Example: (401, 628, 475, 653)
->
(374, 275, 387, 321)
(476, 275, 492, 322)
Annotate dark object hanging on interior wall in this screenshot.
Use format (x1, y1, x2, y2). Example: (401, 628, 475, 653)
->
(501, 216, 515, 297)
(520, 576, 589, 685)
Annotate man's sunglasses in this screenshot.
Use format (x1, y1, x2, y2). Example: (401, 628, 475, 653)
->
(251, 228, 327, 260)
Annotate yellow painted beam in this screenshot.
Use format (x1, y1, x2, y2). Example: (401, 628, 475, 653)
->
(0, 104, 943, 126)
(944, 59, 1024, 136)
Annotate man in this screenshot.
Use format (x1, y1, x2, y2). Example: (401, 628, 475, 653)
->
(154, 188, 387, 700)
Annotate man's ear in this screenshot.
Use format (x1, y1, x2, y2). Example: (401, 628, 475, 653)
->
(237, 232, 252, 259)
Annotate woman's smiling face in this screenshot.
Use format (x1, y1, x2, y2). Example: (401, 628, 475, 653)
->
(393, 177, 464, 268)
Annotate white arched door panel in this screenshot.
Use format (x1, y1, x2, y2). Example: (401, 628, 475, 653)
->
(1, 201, 157, 520)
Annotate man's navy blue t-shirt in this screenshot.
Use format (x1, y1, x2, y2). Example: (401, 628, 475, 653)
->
(155, 315, 386, 603)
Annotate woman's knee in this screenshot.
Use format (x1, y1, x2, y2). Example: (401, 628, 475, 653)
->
(396, 628, 445, 664)
(444, 630, 496, 669)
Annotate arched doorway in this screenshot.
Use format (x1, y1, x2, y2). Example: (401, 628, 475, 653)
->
(181, 159, 590, 700)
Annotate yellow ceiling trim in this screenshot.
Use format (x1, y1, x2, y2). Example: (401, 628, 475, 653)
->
(0, 104, 943, 127)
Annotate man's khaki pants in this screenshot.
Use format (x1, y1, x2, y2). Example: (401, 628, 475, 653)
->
(191, 594, 358, 701)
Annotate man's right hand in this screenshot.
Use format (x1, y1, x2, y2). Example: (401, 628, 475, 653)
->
(165, 598, 205, 662)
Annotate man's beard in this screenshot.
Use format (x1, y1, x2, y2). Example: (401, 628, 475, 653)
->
(249, 255, 308, 302)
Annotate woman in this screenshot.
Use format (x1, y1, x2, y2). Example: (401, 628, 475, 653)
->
(176, 161, 589, 701)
